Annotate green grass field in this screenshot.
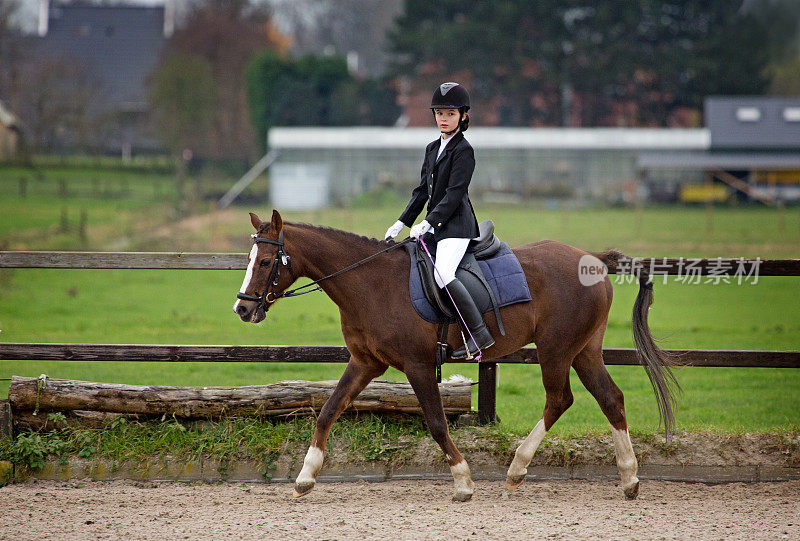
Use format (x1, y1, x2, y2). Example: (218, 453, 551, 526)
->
(1, 165, 799, 436)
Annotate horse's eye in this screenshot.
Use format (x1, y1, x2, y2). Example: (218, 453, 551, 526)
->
(259, 258, 271, 267)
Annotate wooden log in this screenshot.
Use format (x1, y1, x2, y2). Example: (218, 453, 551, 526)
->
(8, 377, 471, 417)
(13, 410, 142, 431)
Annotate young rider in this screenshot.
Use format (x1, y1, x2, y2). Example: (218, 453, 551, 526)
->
(384, 82, 494, 359)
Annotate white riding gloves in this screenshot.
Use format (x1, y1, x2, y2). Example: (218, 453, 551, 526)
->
(384, 220, 405, 240)
(409, 220, 432, 239)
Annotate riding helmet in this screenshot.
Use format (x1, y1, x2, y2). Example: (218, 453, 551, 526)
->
(430, 82, 470, 111)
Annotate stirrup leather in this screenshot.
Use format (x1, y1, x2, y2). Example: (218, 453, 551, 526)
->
(459, 329, 474, 361)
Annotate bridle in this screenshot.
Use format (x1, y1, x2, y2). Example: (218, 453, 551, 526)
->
(236, 230, 412, 315)
(236, 230, 310, 314)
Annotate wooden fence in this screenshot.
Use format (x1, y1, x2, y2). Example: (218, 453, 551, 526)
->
(2, 251, 799, 427)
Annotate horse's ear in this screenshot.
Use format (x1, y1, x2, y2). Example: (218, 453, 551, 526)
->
(270, 209, 283, 232)
(249, 212, 262, 230)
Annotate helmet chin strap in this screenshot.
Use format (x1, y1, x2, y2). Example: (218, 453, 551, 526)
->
(441, 125, 459, 136)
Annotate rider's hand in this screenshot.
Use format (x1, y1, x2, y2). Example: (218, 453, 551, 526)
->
(384, 220, 405, 240)
(409, 220, 431, 239)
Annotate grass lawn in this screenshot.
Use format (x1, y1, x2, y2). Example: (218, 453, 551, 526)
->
(1, 172, 798, 436)
(1, 268, 797, 435)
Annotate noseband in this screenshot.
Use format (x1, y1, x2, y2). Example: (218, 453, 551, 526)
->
(236, 230, 301, 313)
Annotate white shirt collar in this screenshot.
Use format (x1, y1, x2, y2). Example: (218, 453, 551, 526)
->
(437, 132, 456, 159)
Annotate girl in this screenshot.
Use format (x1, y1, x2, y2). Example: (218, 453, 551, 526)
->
(384, 82, 494, 359)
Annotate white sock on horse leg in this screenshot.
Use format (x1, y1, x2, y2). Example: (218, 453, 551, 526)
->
(450, 459, 474, 495)
(611, 426, 639, 490)
(508, 418, 546, 478)
(296, 446, 323, 485)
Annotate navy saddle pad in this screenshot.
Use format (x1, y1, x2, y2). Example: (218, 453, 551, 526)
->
(406, 241, 532, 324)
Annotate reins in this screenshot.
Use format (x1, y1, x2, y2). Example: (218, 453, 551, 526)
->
(237, 233, 413, 311)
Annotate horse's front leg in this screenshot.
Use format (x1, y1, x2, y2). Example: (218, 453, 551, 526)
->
(406, 364, 474, 502)
(294, 357, 385, 497)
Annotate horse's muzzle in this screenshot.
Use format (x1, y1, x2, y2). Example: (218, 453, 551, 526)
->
(234, 300, 266, 323)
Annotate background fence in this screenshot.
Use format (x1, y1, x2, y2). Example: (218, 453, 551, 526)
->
(1, 251, 799, 427)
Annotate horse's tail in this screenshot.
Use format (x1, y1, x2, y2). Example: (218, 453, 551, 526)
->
(596, 249, 681, 439)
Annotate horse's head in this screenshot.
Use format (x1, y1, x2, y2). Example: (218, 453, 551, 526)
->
(233, 209, 294, 323)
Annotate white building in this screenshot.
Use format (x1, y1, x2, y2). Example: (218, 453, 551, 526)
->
(268, 127, 709, 204)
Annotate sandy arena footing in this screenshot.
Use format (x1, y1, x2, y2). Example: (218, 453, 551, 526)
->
(1, 479, 798, 540)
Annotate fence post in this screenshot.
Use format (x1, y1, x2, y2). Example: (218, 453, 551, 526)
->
(477, 361, 497, 424)
(0, 399, 11, 437)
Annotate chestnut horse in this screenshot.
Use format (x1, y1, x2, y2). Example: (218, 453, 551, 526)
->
(234, 210, 678, 501)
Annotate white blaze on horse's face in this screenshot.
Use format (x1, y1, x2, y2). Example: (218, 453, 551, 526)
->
(232, 243, 260, 314)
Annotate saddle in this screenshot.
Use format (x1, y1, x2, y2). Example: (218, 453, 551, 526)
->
(414, 220, 505, 336)
(404, 220, 532, 380)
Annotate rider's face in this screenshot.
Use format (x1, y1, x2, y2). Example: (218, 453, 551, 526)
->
(434, 108, 463, 136)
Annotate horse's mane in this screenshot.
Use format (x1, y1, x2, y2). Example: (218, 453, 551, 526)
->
(287, 221, 393, 251)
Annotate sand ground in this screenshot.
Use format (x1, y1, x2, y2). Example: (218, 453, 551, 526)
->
(1, 478, 798, 540)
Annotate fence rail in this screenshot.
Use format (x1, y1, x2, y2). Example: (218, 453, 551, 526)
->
(1, 251, 799, 425)
(0, 343, 798, 368)
(2, 251, 800, 275)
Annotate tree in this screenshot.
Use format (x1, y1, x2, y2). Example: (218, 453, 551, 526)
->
(766, 54, 800, 95)
(6, 55, 103, 153)
(0, 0, 25, 113)
(246, 49, 400, 153)
(265, 0, 403, 77)
(246, 50, 351, 152)
(388, 0, 800, 127)
(156, 0, 282, 159)
(148, 54, 216, 157)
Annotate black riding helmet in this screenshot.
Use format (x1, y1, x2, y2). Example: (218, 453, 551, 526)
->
(430, 82, 470, 110)
(430, 82, 470, 133)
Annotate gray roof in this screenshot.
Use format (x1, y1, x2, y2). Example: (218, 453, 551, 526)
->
(705, 97, 800, 150)
(637, 151, 800, 170)
(34, 3, 165, 113)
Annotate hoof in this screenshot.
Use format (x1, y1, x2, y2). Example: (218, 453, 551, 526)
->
(452, 489, 473, 502)
(505, 474, 526, 490)
(293, 481, 315, 498)
(623, 479, 640, 500)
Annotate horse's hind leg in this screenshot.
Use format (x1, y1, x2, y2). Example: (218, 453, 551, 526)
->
(405, 364, 474, 502)
(572, 337, 640, 499)
(294, 356, 386, 497)
(506, 349, 575, 489)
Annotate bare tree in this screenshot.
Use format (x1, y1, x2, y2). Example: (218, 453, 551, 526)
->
(0, 0, 24, 99)
(265, 0, 402, 77)
(158, 0, 281, 159)
(13, 56, 103, 152)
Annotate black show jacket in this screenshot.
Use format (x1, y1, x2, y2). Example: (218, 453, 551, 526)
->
(398, 130, 480, 242)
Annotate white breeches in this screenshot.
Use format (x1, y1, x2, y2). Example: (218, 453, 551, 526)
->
(433, 238, 471, 288)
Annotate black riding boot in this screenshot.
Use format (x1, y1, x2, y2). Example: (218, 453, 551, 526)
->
(444, 278, 495, 359)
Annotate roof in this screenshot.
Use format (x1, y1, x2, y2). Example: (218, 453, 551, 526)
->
(705, 96, 800, 150)
(269, 127, 710, 150)
(637, 151, 800, 170)
(33, 3, 166, 113)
